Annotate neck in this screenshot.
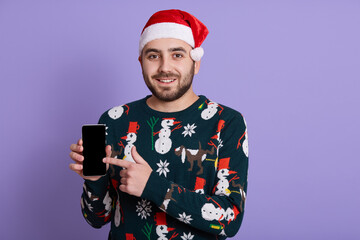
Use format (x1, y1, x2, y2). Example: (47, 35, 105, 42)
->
(146, 90, 199, 113)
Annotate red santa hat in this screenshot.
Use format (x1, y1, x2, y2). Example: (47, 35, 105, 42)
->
(139, 9, 209, 61)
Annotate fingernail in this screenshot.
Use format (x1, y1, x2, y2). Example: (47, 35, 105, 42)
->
(103, 158, 107, 163)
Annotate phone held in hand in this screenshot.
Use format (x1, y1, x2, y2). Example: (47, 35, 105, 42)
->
(82, 124, 107, 177)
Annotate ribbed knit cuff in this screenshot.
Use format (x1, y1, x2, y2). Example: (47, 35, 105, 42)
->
(84, 174, 109, 197)
(141, 171, 170, 207)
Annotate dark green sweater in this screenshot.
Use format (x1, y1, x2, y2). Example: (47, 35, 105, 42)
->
(81, 95, 249, 240)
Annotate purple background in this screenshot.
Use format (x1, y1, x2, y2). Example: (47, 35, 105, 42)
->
(1, 0, 359, 239)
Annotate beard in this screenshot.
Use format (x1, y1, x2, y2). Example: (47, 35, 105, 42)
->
(143, 63, 195, 102)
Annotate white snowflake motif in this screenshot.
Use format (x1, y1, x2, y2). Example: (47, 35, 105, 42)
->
(181, 232, 194, 240)
(156, 159, 170, 177)
(135, 199, 152, 220)
(182, 123, 197, 137)
(177, 212, 193, 224)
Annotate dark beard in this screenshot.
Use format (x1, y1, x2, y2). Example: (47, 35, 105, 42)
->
(143, 63, 195, 102)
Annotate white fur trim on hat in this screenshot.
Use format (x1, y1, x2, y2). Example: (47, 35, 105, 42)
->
(139, 22, 195, 55)
(190, 47, 204, 61)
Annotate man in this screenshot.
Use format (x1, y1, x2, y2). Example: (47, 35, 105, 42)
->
(69, 9, 249, 240)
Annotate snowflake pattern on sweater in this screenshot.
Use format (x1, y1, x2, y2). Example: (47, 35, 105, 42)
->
(80, 95, 248, 240)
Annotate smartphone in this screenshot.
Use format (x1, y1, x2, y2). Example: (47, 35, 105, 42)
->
(82, 124, 107, 176)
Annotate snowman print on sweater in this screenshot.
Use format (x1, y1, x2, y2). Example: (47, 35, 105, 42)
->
(120, 122, 140, 163)
(154, 118, 182, 155)
(107, 104, 129, 120)
(154, 212, 178, 240)
(214, 158, 237, 196)
(201, 101, 223, 120)
(201, 202, 240, 236)
(237, 117, 249, 157)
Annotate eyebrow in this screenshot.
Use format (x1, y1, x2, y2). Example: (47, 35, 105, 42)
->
(144, 48, 160, 55)
(144, 47, 188, 55)
(169, 47, 187, 53)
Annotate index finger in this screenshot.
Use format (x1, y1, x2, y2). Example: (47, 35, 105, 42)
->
(103, 157, 132, 168)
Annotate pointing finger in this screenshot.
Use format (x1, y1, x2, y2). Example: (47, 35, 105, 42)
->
(131, 146, 147, 165)
(103, 157, 132, 168)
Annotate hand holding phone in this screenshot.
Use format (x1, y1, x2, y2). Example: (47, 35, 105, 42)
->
(82, 124, 107, 177)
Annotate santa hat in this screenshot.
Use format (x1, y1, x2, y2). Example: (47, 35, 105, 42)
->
(139, 9, 209, 61)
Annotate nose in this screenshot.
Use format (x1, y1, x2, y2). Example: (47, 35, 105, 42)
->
(158, 56, 172, 73)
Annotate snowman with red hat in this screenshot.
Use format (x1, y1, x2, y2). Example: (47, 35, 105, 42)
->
(154, 212, 177, 240)
(214, 158, 237, 196)
(121, 122, 140, 163)
(225, 205, 240, 224)
(194, 177, 206, 194)
(201, 202, 240, 236)
(154, 118, 181, 155)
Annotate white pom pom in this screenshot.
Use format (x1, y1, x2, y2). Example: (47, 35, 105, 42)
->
(190, 47, 204, 61)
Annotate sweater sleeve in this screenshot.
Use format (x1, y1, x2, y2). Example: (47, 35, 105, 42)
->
(141, 113, 249, 238)
(80, 174, 113, 228)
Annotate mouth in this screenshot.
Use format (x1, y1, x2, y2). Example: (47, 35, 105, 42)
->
(156, 78, 176, 84)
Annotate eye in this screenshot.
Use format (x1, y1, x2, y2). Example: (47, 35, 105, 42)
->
(148, 54, 159, 60)
(173, 53, 183, 58)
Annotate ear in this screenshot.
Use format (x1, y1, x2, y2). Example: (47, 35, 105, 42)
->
(194, 60, 201, 75)
(138, 56, 142, 65)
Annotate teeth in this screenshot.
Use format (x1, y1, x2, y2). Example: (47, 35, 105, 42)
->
(159, 79, 175, 83)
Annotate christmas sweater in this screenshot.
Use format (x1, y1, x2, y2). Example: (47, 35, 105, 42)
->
(81, 95, 249, 240)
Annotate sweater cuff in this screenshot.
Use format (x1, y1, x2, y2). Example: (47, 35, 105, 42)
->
(141, 171, 170, 207)
(84, 174, 109, 197)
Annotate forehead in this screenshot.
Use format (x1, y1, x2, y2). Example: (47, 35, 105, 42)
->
(143, 38, 193, 52)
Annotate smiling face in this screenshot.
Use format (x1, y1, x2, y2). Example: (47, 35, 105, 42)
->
(140, 38, 200, 102)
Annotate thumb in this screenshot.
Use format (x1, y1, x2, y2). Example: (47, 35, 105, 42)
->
(131, 146, 148, 165)
(105, 145, 112, 158)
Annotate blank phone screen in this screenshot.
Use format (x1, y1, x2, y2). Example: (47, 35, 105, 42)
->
(82, 124, 106, 176)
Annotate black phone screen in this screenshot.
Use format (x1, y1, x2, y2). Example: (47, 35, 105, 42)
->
(82, 124, 106, 176)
